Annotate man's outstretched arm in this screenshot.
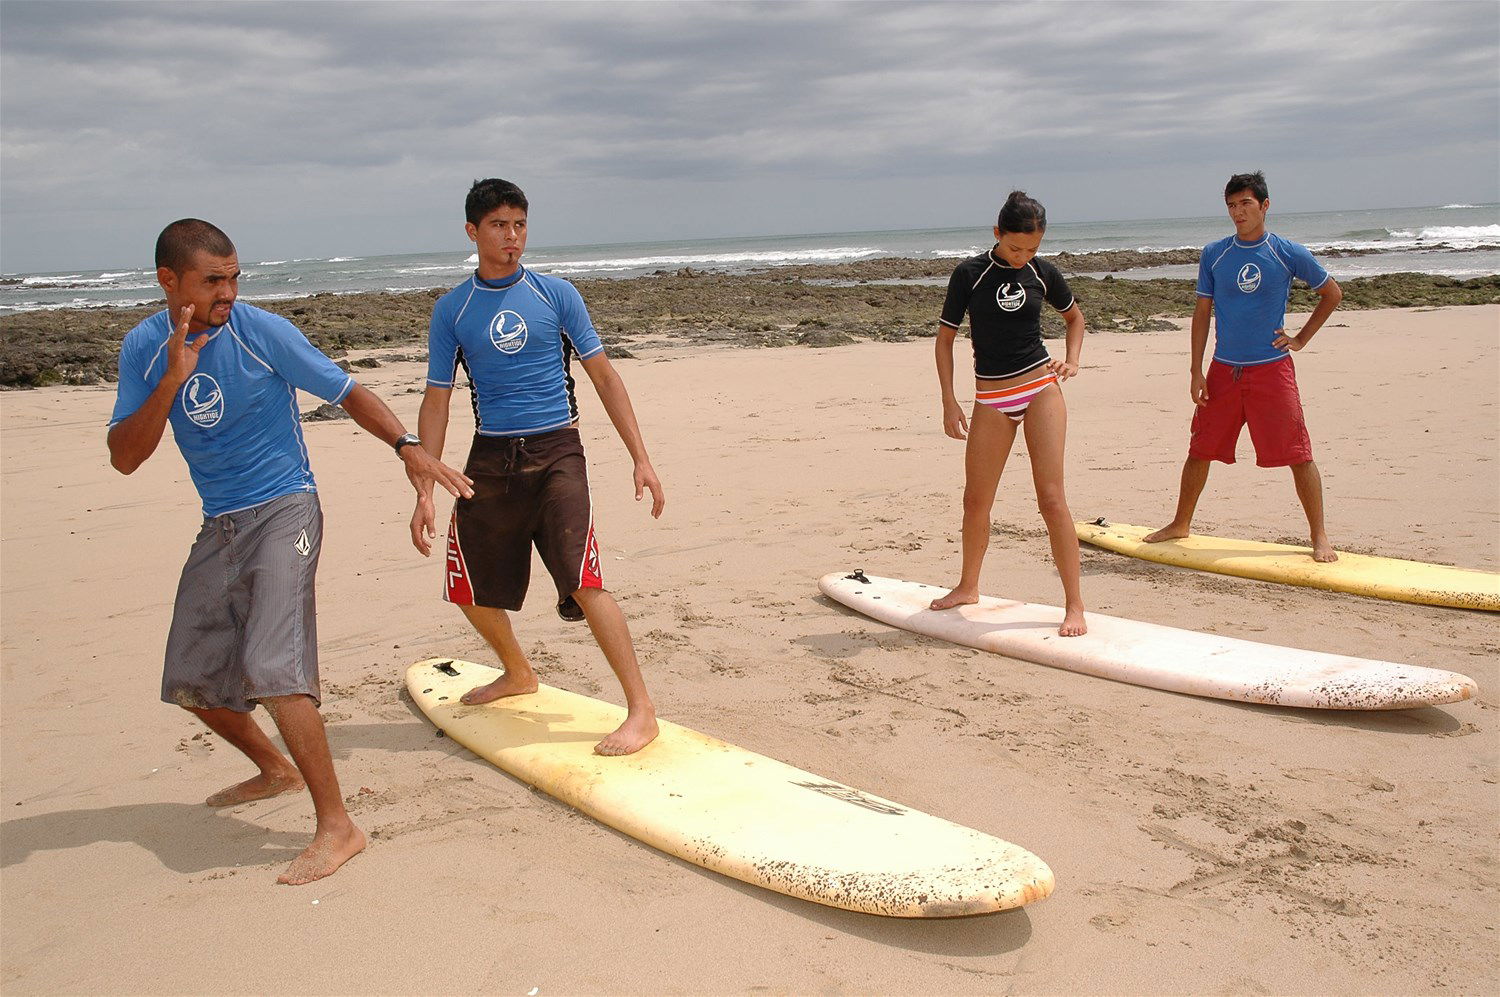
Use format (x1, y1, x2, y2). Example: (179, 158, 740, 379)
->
(408, 385, 457, 556)
(339, 384, 473, 499)
(579, 352, 664, 518)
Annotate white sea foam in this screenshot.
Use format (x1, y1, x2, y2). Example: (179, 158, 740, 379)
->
(1440, 203, 1477, 209)
(1, 294, 159, 312)
(255, 260, 288, 266)
(21, 274, 156, 288)
(326, 256, 359, 262)
(393, 265, 471, 275)
(542, 246, 885, 275)
(1310, 224, 1500, 253)
(465, 253, 479, 263)
(1412, 224, 1500, 242)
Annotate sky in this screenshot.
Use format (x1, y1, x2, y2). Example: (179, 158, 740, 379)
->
(2, 0, 1497, 273)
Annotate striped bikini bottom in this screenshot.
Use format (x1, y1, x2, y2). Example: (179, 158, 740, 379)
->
(975, 372, 1059, 423)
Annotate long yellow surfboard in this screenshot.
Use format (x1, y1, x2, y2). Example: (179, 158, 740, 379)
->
(406, 658, 1054, 917)
(1076, 520, 1500, 611)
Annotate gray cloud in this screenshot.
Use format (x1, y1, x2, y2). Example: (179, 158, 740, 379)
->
(2, 0, 1495, 271)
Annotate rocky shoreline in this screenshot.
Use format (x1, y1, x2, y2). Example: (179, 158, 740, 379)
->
(2, 251, 1496, 388)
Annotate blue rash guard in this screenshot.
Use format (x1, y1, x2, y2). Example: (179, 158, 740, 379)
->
(109, 302, 355, 517)
(426, 268, 605, 437)
(1197, 233, 1331, 367)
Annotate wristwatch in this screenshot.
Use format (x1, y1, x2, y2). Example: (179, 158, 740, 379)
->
(393, 433, 422, 456)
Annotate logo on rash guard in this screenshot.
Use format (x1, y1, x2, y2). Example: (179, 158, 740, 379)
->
(489, 310, 528, 355)
(1237, 263, 1262, 293)
(996, 283, 1026, 312)
(181, 373, 224, 427)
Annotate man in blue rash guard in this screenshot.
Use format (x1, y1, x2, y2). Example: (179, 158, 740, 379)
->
(1144, 172, 1344, 561)
(108, 218, 474, 885)
(408, 179, 665, 756)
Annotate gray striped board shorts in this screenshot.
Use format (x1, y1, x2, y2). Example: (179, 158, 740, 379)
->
(163, 491, 323, 712)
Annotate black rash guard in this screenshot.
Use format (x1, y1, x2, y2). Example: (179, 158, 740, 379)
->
(939, 250, 1075, 379)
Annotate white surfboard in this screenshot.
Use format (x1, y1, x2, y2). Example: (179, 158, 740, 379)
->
(819, 571, 1478, 710)
(407, 658, 1054, 917)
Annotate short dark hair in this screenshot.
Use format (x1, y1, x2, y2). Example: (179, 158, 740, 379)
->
(1225, 171, 1269, 203)
(997, 190, 1046, 235)
(155, 218, 235, 274)
(466, 178, 529, 224)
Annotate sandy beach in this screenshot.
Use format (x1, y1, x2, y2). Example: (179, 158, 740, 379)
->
(2, 304, 1496, 993)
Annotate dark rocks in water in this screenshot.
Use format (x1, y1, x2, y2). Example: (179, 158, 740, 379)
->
(1, 271, 1494, 387)
(301, 403, 350, 422)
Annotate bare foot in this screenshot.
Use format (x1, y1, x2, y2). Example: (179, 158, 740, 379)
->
(204, 770, 304, 807)
(595, 710, 658, 756)
(929, 586, 978, 611)
(1058, 606, 1088, 637)
(460, 670, 539, 705)
(1312, 539, 1338, 563)
(1142, 524, 1189, 543)
(277, 822, 367, 886)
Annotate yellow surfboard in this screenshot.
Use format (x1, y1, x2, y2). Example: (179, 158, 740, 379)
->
(406, 658, 1054, 917)
(1076, 520, 1500, 611)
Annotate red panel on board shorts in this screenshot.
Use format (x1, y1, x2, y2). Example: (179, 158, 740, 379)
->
(444, 512, 475, 605)
(581, 519, 603, 590)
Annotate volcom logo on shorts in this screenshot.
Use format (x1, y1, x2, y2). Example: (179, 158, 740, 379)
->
(294, 529, 311, 556)
(1237, 263, 1262, 293)
(489, 310, 528, 355)
(181, 373, 224, 427)
(996, 283, 1026, 312)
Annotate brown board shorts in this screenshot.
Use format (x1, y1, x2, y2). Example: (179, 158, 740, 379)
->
(443, 427, 603, 615)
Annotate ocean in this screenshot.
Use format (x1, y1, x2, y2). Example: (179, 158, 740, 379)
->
(2, 204, 1496, 315)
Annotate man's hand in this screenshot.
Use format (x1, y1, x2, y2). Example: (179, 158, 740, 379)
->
(409, 491, 438, 556)
(165, 305, 207, 386)
(1191, 370, 1208, 407)
(400, 447, 473, 499)
(1272, 328, 1307, 352)
(942, 398, 969, 440)
(634, 460, 665, 519)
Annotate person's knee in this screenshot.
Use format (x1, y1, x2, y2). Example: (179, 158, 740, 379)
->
(571, 586, 611, 607)
(961, 488, 991, 516)
(1036, 489, 1070, 520)
(259, 693, 318, 718)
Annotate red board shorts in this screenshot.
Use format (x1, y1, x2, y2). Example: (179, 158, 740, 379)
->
(443, 428, 603, 615)
(1189, 356, 1313, 468)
